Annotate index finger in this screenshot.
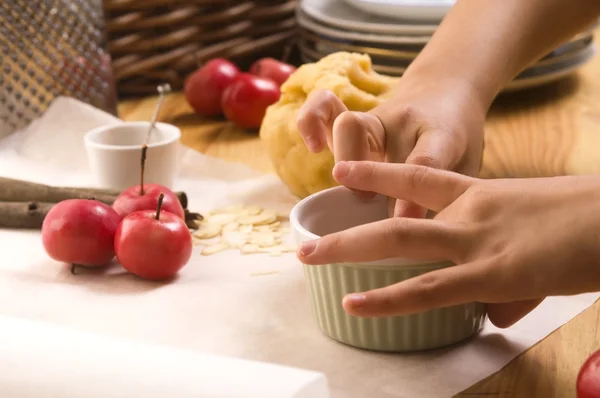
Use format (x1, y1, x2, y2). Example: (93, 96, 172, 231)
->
(333, 161, 475, 212)
(298, 216, 466, 266)
(296, 89, 347, 153)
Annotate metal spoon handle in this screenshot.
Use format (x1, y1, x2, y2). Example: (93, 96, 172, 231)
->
(145, 83, 172, 145)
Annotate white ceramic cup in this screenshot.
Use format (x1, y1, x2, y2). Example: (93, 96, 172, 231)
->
(84, 121, 181, 190)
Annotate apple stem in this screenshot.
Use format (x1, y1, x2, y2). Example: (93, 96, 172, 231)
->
(140, 144, 148, 195)
(71, 263, 78, 275)
(155, 192, 165, 220)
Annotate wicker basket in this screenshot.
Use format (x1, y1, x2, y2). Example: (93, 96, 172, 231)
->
(103, 0, 299, 97)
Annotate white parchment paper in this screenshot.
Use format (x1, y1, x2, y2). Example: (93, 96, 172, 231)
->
(0, 97, 597, 398)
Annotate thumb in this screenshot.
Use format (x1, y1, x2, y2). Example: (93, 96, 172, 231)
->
(487, 298, 545, 328)
(393, 130, 460, 218)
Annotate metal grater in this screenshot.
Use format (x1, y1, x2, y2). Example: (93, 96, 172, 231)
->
(0, 0, 118, 139)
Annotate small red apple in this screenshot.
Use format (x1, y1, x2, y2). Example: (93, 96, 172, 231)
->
(577, 349, 600, 398)
(112, 183, 184, 220)
(184, 58, 240, 116)
(221, 73, 281, 130)
(41, 199, 121, 267)
(249, 57, 296, 87)
(114, 193, 193, 281)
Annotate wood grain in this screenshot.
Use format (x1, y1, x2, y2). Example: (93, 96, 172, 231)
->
(118, 30, 600, 398)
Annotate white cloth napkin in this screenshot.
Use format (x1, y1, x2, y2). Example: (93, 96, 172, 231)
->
(0, 96, 597, 398)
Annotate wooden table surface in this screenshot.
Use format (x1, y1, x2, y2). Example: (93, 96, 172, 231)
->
(118, 33, 600, 398)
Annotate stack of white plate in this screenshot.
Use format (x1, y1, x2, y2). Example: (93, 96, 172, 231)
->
(298, 0, 597, 92)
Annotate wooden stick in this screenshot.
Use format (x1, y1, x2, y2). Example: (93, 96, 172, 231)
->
(0, 202, 54, 229)
(0, 201, 203, 230)
(0, 177, 188, 208)
(0, 178, 117, 205)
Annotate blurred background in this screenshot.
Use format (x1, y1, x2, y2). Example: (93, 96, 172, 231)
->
(0, 0, 596, 139)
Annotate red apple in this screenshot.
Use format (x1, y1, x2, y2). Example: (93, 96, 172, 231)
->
(249, 58, 296, 87)
(41, 199, 121, 267)
(115, 193, 193, 281)
(221, 73, 281, 130)
(577, 349, 600, 398)
(112, 183, 184, 220)
(184, 58, 240, 116)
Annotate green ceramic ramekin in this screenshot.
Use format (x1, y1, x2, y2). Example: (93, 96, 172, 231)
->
(290, 186, 487, 352)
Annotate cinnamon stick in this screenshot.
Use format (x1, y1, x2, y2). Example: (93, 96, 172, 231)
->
(0, 177, 188, 208)
(0, 201, 203, 230)
(0, 177, 117, 205)
(0, 201, 54, 229)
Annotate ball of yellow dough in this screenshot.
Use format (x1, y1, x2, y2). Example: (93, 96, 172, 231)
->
(259, 52, 399, 198)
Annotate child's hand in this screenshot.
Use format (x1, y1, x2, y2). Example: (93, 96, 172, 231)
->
(295, 77, 486, 218)
(298, 161, 600, 328)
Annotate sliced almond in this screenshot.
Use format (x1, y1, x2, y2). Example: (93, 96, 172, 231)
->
(269, 230, 284, 239)
(193, 223, 222, 239)
(222, 222, 240, 233)
(270, 221, 282, 228)
(206, 213, 239, 226)
(258, 245, 277, 253)
(249, 233, 281, 248)
(254, 222, 281, 232)
(237, 210, 277, 226)
(251, 270, 279, 276)
(239, 224, 253, 234)
(201, 242, 229, 255)
(194, 204, 294, 256)
(238, 205, 262, 216)
(221, 231, 249, 248)
(248, 231, 269, 240)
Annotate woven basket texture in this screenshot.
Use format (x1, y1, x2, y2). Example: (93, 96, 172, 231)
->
(103, 0, 299, 97)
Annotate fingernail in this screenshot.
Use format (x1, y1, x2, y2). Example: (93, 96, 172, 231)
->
(333, 161, 350, 179)
(298, 240, 316, 256)
(305, 137, 320, 152)
(345, 294, 366, 308)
